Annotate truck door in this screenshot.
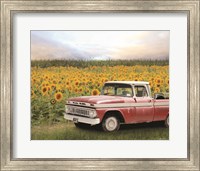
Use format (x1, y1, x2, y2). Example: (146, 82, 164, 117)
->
(134, 85, 154, 123)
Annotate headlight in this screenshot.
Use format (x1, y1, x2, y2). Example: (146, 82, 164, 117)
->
(88, 110, 97, 118)
(65, 105, 69, 113)
(66, 105, 72, 113)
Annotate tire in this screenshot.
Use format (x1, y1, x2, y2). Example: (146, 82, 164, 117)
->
(74, 122, 90, 129)
(102, 115, 120, 132)
(165, 115, 169, 127)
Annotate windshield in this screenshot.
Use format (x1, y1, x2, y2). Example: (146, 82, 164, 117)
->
(101, 83, 133, 97)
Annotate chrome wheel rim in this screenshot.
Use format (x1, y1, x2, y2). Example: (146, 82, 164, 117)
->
(105, 117, 118, 131)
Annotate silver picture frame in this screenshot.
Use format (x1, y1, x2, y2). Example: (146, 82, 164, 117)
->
(1, 0, 199, 170)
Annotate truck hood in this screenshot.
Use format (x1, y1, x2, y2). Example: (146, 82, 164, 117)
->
(68, 95, 126, 104)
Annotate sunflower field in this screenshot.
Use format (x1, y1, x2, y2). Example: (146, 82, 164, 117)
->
(31, 61, 169, 126)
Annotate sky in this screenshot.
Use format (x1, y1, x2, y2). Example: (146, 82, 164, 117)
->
(31, 31, 169, 60)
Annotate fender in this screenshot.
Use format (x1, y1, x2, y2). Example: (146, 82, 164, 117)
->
(96, 108, 132, 123)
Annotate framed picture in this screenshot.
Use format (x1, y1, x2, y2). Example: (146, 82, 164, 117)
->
(31, 30, 170, 139)
(1, 0, 199, 170)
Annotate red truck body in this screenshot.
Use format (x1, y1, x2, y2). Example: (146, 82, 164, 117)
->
(64, 81, 169, 131)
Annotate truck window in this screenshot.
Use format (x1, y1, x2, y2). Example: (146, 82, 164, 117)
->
(134, 86, 148, 97)
(102, 84, 133, 97)
(117, 87, 132, 97)
(102, 85, 115, 96)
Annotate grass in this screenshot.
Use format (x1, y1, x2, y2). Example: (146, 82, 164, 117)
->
(31, 121, 169, 140)
(31, 59, 169, 68)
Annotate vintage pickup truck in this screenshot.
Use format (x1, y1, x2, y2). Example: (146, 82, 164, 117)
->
(64, 81, 169, 132)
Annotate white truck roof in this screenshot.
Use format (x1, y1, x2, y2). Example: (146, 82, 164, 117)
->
(105, 81, 149, 85)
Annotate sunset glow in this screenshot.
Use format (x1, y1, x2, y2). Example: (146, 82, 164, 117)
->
(31, 31, 169, 60)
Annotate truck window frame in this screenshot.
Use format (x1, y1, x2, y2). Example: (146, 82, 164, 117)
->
(133, 84, 150, 98)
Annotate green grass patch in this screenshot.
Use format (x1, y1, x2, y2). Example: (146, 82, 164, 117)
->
(31, 121, 169, 140)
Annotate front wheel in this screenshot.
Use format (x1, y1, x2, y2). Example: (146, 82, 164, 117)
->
(102, 116, 120, 132)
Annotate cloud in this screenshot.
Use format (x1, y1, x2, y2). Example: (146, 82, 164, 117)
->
(31, 31, 169, 60)
(31, 32, 88, 60)
(111, 31, 169, 59)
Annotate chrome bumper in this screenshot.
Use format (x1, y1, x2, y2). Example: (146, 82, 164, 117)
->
(64, 113, 100, 125)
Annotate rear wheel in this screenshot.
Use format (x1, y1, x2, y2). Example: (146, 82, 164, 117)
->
(165, 115, 169, 127)
(102, 115, 120, 132)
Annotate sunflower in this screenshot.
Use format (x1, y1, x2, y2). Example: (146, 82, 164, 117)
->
(165, 78, 169, 85)
(44, 75, 49, 80)
(68, 86, 72, 91)
(51, 84, 56, 90)
(85, 88, 90, 94)
(54, 92, 63, 102)
(41, 86, 48, 95)
(91, 89, 100, 96)
(155, 77, 161, 84)
(156, 84, 161, 88)
(66, 81, 69, 85)
(50, 99, 56, 105)
(42, 82, 47, 87)
(53, 80, 57, 84)
(47, 86, 51, 91)
(154, 87, 160, 93)
(32, 78, 36, 83)
(74, 81, 79, 86)
(79, 88, 83, 93)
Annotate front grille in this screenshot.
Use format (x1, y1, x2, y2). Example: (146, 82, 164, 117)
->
(72, 108, 89, 116)
(67, 105, 90, 117)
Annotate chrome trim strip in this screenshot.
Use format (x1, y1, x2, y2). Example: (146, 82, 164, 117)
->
(67, 101, 92, 107)
(93, 103, 154, 108)
(66, 104, 95, 109)
(93, 102, 169, 108)
(154, 102, 169, 106)
(67, 101, 169, 108)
